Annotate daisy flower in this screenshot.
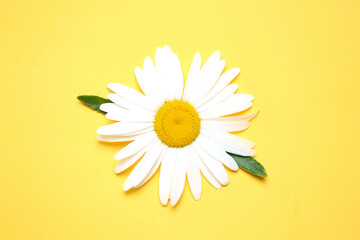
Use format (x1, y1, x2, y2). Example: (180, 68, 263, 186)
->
(97, 46, 257, 206)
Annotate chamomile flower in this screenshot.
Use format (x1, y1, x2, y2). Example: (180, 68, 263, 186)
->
(97, 46, 257, 206)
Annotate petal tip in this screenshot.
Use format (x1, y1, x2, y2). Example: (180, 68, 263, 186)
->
(213, 51, 221, 57)
(96, 126, 104, 135)
(123, 182, 132, 191)
(163, 45, 172, 52)
(134, 66, 142, 73)
(144, 56, 153, 65)
(107, 83, 118, 92)
(231, 165, 240, 172)
(222, 180, 229, 186)
(160, 198, 168, 206)
(99, 103, 107, 112)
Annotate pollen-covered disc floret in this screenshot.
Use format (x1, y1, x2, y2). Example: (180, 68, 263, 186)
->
(154, 100, 200, 147)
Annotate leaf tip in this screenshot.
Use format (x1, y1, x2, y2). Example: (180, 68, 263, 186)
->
(227, 152, 268, 178)
(77, 95, 87, 102)
(259, 170, 268, 177)
(76, 95, 111, 114)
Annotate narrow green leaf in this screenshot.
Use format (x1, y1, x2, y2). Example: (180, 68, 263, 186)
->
(227, 152, 267, 177)
(77, 95, 112, 114)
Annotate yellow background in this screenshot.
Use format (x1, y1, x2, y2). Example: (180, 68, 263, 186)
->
(1, 0, 359, 239)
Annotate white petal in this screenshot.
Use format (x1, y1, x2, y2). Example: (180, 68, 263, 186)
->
(106, 110, 155, 123)
(170, 151, 186, 206)
(196, 68, 240, 108)
(99, 103, 122, 113)
(163, 46, 184, 100)
(195, 150, 221, 189)
(194, 141, 229, 185)
(135, 64, 155, 98)
(196, 84, 238, 112)
(113, 132, 156, 160)
(193, 60, 225, 105)
(107, 83, 157, 111)
(142, 57, 156, 92)
(202, 51, 221, 72)
(106, 112, 154, 123)
(123, 140, 162, 191)
(114, 144, 150, 174)
(154, 46, 183, 101)
(100, 102, 155, 122)
(197, 135, 239, 171)
(96, 122, 153, 136)
(201, 120, 250, 132)
(134, 67, 148, 95)
(134, 143, 168, 189)
(97, 134, 138, 142)
(190, 52, 225, 105)
(203, 130, 256, 156)
(199, 94, 253, 118)
(154, 47, 166, 101)
(121, 127, 155, 137)
(205, 129, 256, 148)
(159, 147, 177, 206)
(182, 52, 201, 102)
(207, 111, 259, 122)
(174, 54, 184, 100)
(184, 145, 202, 200)
(107, 93, 151, 112)
(143, 57, 163, 108)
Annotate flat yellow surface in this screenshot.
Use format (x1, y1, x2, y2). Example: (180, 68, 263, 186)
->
(1, 0, 360, 239)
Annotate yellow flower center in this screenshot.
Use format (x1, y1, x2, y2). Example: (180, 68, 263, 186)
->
(154, 100, 200, 147)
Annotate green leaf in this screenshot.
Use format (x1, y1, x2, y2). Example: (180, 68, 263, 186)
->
(227, 152, 267, 177)
(77, 95, 112, 114)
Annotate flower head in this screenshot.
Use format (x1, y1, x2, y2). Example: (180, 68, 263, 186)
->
(97, 46, 257, 206)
